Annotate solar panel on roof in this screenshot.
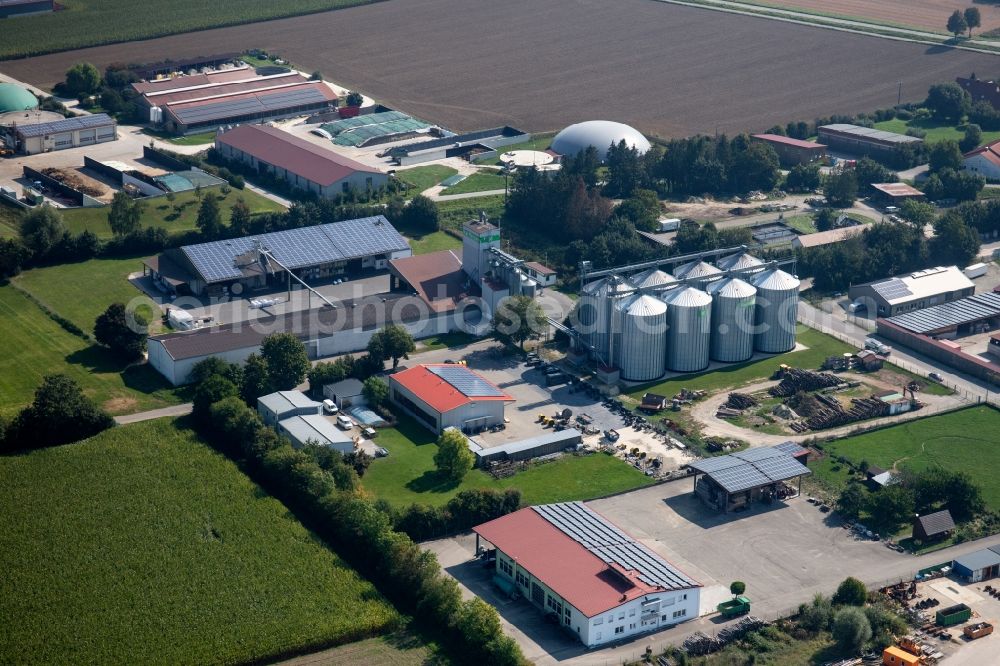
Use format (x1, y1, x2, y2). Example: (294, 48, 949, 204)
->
(427, 365, 505, 397)
(171, 87, 328, 125)
(710, 465, 772, 493)
(732, 447, 784, 462)
(16, 113, 115, 138)
(887, 291, 1000, 334)
(688, 455, 745, 474)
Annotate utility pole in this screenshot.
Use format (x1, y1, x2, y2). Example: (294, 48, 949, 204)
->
(897, 82, 902, 106)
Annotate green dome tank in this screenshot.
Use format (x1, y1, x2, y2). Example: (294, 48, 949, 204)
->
(0, 83, 39, 114)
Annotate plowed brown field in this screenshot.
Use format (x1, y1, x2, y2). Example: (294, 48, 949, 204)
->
(753, 0, 1000, 33)
(3, 0, 999, 138)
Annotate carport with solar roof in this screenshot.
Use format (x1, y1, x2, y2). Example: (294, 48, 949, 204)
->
(687, 445, 812, 513)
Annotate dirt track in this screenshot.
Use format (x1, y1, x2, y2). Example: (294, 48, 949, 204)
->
(2, 0, 999, 137)
(758, 0, 1000, 33)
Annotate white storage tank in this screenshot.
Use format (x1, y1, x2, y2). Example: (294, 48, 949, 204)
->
(629, 267, 676, 293)
(664, 286, 712, 372)
(578, 276, 630, 360)
(717, 251, 764, 276)
(614, 294, 667, 381)
(752, 268, 801, 353)
(707, 277, 757, 363)
(673, 260, 721, 286)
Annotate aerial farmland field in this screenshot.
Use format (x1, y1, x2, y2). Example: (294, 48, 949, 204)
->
(3, 0, 998, 139)
(738, 0, 1000, 34)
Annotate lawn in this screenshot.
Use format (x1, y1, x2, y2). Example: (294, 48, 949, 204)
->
(628, 326, 853, 400)
(0, 286, 184, 418)
(440, 169, 507, 196)
(436, 194, 505, 232)
(415, 331, 478, 351)
(294, 631, 443, 665)
(811, 406, 1000, 510)
(61, 186, 285, 238)
(363, 416, 655, 507)
(144, 129, 219, 146)
(874, 118, 1000, 147)
(0, 202, 21, 238)
(12, 255, 154, 334)
(482, 133, 555, 166)
(0, 418, 401, 665)
(407, 229, 462, 254)
(396, 165, 458, 193)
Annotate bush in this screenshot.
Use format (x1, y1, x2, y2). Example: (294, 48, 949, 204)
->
(833, 577, 868, 606)
(797, 594, 833, 633)
(832, 607, 872, 655)
(1, 375, 114, 452)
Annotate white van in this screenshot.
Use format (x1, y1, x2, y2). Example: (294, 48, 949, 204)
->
(336, 414, 354, 430)
(322, 399, 338, 415)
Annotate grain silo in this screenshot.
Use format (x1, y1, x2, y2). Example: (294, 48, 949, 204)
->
(707, 277, 757, 362)
(629, 267, 676, 293)
(664, 286, 712, 372)
(614, 294, 668, 381)
(752, 268, 801, 353)
(672, 260, 721, 286)
(578, 275, 630, 361)
(717, 251, 764, 276)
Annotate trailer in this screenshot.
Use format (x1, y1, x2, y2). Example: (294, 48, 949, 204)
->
(964, 262, 988, 280)
(936, 603, 971, 627)
(717, 596, 750, 618)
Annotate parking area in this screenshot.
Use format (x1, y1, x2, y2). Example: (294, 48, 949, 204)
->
(904, 578, 1000, 664)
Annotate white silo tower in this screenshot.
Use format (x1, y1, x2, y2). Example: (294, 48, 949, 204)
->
(614, 294, 668, 381)
(663, 286, 712, 372)
(707, 277, 757, 363)
(752, 268, 801, 353)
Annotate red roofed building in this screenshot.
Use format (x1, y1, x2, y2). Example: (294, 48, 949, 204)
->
(751, 133, 827, 166)
(388, 363, 513, 433)
(474, 502, 700, 647)
(215, 124, 386, 198)
(963, 139, 1000, 182)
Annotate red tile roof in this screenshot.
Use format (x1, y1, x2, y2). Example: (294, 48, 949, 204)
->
(215, 124, 378, 187)
(871, 182, 924, 198)
(390, 364, 512, 413)
(143, 72, 307, 105)
(964, 139, 1000, 168)
(524, 261, 556, 276)
(751, 133, 826, 150)
(388, 250, 472, 314)
(132, 66, 256, 94)
(474, 506, 693, 617)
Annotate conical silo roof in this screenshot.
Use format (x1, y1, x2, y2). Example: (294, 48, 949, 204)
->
(663, 285, 713, 307)
(752, 268, 800, 291)
(630, 268, 676, 290)
(707, 276, 757, 298)
(616, 293, 668, 316)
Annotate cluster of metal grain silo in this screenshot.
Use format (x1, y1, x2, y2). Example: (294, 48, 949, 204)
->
(577, 252, 799, 380)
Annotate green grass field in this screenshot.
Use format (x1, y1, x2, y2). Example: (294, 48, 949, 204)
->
(0, 286, 183, 418)
(407, 229, 462, 255)
(363, 417, 654, 507)
(61, 187, 285, 239)
(12, 256, 153, 334)
(292, 631, 443, 665)
(810, 406, 1000, 510)
(143, 129, 219, 146)
(0, 0, 379, 59)
(874, 118, 1000, 147)
(482, 134, 555, 165)
(396, 165, 458, 193)
(440, 169, 507, 196)
(0, 203, 20, 239)
(628, 326, 852, 400)
(0, 418, 400, 664)
(436, 194, 505, 232)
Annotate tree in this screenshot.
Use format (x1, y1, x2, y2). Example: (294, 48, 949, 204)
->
(20, 205, 65, 258)
(925, 82, 969, 120)
(192, 374, 239, 423)
(240, 353, 271, 405)
(824, 170, 858, 207)
(931, 211, 981, 267)
(107, 190, 142, 236)
(64, 62, 101, 96)
(961, 123, 983, 152)
(1, 374, 114, 452)
(832, 607, 872, 655)
(814, 208, 838, 232)
(898, 199, 937, 228)
(0, 238, 29, 279)
(837, 483, 869, 521)
(728, 139, 780, 193)
(928, 140, 963, 173)
(965, 7, 981, 37)
(367, 325, 416, 369)
(785, 163, 821, 192)
(948, 9, 969, 37)
(229, 197, 252, 236)
(865, 484, 915, 535)
(730, 581, 746, 597)
(492, 294, 546, 350)
(260, 333, 310, 390)
(399, 194, 439, 233)
(195, 194, 223, 238)
(833, 577, 868, 606)
(604, 140, 645, 197)
(798, 594, 834, 633)
(346, 91, 364, 107)
(362, 376, 389, 407)
(434, 428, 474, 482)
(614, 189, 661, 231)
(93, 302, 147, 362)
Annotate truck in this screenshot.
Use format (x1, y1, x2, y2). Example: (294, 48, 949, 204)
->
(657, 217, 681, 232)
(864, 338, 891, 356)
(717, 596, 751, 618)
(964, 262, 988, 280)
(963, 621, 994, 639)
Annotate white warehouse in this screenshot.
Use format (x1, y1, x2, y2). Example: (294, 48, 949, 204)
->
(388, 364, 513, 435)
(474, 502, 701, 647)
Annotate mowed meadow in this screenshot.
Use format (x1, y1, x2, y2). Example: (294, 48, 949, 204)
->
(0, 419, 400, 664)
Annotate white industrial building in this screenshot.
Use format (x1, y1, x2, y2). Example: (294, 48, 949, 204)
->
(10, 113, 117, 155)
(474, 502, 700, 648)
(848, 266, 975, 318)
(257, 390, 321, 426)
(277, 414, 354, 453)
(388, 364, 513, 434)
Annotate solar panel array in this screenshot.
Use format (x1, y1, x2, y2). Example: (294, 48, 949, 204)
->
(870, 278, 913, 303)
(180, 215, 408, 284)
(427, 365, 506, 397)
(887, 292, 1000, 334)
(689, 447, 811, 494)
(533, 502, 698, 591)
(170, 86, 329, 125)
(16, 113, 115, 138)
(772, 441, 807, 457)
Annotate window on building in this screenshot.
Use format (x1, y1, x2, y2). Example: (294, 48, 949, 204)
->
(614, 626, 624, 635)
(596, 632, 602, 641)
(673, 609, 687, 619)
(498, 558, 512, 577)
(629, 608, 636, 617)
(618, 612, 625, 621)
(515, 571, 528, 588)
(594, 617, 604, 626)
(629, 623, 636, 629)
(661, 614, 667, 621)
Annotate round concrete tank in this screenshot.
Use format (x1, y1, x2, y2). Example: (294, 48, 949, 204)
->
(752, 268, 801, 353)
(717, 251, 764, 277)
(614, 294, 667, 381)
(578, 276, 630, 361)
(664, 286, 713, 372)
(707, 277, 757, 363)
(672, 260, 721, 287)
(629, 267, 676, 293)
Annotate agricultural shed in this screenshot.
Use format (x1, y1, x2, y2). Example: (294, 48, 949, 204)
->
(322, 378, 365, 409)
(12, 113, 117, 155)
(952, 547, 1000, 582)
(388, 126, 529, 165)
(472, 429, 582, 466)
(388, 364, 513, 435)
(257, 390, 321, 426)
(750, 133, 826, 166)
(688, 445, 811, 513)
(871, 183, 925, 204)
(850, 266, 975, 318)
(277, 414, 353, 453)
(912, 510, 955, 542)
(817, 124, 922, 158)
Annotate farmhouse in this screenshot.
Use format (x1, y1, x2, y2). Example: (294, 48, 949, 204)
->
(849, 266, 975, 318)
(751, 133, 827, 166)
(687, 445, 812, 513)
(912, 510, 955, 542)
(388, 126, 530, 165)
(388, 363, 513, 435)
(957, 73, 1000, 110)
(143, 215, 410, 297)
(9, 114, 117, 155)
(215, 124, 387, 197)
(962, 139, 1000, 181)
(278, 414, 354, 452)
(817, 124, 922, 159)
(257, 390, 321, 426)
(473, 502, 700, 648)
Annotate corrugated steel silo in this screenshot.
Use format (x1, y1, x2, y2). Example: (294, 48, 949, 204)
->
(672, 260, 722, 287)
(752, 268, 801, 353)
(579, 276, 630, 361)
(717, 251, 764, 277)
(664, 286, 712, 372)
(707, 277, 757, 362)
(614, 294, 668, 381)
(629, 267, 676, 293)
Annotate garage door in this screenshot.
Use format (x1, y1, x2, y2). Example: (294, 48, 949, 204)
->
(52, 132, 72, 148)
(78, 129, 96, 145)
